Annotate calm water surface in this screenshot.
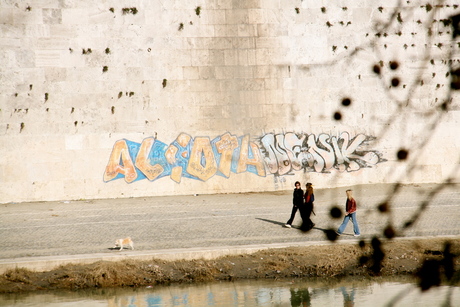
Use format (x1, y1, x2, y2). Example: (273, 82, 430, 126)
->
(1, 277, 459, 307)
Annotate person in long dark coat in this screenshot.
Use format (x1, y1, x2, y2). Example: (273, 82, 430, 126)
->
(300, 183, 315, 231)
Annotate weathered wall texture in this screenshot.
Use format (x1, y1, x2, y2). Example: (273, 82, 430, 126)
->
(1, 1, 459, 203)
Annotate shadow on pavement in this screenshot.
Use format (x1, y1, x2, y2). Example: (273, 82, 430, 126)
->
(255, 217, 285, 227)
(256, 218, 329, 234)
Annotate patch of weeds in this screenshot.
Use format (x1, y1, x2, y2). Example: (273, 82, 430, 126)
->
(5, 268, 32, 283)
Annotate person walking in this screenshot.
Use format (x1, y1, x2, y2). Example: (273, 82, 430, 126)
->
(300, 183, 315, 231)
(284, 181, 304, 228)
(336, 189, 361, 236)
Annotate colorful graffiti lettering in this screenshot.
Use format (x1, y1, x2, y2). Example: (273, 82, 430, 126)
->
(103, 132, 385, 183)
(103, 132, 266, 183)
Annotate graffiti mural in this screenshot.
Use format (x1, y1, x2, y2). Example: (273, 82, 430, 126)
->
(259, 132, 385, 176)
(103, 132, 385, 183)
(103, 132, 265, 183)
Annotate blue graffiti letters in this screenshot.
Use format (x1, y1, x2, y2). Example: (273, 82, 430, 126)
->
(104, 133, 265, 183)
(104, 131, 385, 183)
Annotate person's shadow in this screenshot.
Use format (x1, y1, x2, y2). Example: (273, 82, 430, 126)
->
(255, 218, 328, 232)
(255, 218, 285, 227)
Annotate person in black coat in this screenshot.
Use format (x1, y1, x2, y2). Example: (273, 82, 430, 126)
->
(284, 181, 303, 228)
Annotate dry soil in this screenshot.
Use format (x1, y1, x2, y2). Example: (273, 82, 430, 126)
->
(0, 237, 458, 293)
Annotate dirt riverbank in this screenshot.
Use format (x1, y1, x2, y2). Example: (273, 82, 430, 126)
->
(0, 237, 458, 293)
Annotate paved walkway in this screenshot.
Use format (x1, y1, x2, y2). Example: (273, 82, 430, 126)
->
(0, 183, 459, 273)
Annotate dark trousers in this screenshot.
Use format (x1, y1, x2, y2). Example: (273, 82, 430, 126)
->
(286, 206, 298, 225)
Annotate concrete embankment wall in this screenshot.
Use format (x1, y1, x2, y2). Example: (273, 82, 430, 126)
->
(1, 1, 459, 203)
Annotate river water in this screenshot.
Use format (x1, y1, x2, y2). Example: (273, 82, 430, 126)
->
(0, 277, 459, 307)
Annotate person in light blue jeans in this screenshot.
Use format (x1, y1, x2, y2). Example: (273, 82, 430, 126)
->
(336, 189, 361, 237)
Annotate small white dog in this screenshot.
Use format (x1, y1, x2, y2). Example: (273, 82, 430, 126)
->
(114, 237, 134, 251)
